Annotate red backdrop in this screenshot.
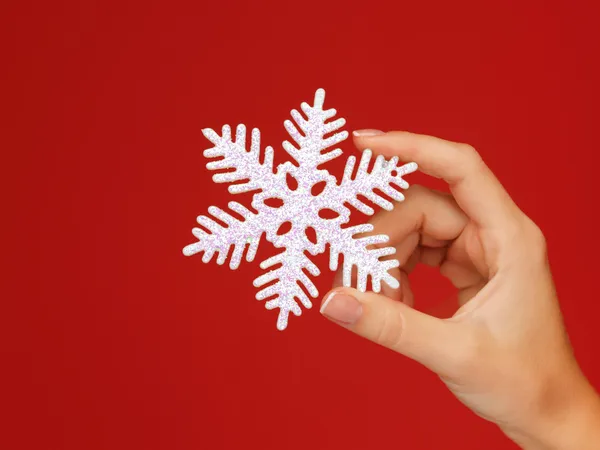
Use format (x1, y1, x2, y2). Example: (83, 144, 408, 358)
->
(2, 1, 600, 449)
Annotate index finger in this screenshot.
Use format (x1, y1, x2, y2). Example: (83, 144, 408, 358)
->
(353, 131, 521, 230)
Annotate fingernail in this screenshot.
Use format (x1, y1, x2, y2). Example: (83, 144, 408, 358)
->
(320, 291, 363, 325)
(352, 129, 384, 137)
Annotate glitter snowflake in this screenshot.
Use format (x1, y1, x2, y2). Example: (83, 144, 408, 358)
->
(183, 89, 417, 330)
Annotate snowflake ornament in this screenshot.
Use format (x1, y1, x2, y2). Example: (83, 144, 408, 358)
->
(183, 89, 417, 330)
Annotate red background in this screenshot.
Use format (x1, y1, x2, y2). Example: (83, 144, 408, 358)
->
(2, 1, 600, 449)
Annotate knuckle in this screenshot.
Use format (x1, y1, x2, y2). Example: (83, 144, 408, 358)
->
(523, 219, 548, 260)
(373, 308, 404, 351)
(526, 219, 547, 248)
(455, 143, 486, 177)
(508, 216, 548, 261)
(458, 144, 483, 169)
(458, 143, 482, 162)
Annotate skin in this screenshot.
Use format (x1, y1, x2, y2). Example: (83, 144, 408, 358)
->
(319, 130, 600, 449)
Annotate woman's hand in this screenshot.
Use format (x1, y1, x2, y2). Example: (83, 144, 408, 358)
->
(320, 131, 600, 449)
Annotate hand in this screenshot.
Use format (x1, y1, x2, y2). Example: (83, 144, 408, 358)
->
(320, 131, 600, 449)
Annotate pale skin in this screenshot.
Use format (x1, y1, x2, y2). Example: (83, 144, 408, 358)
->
(319, 130, 600, 449)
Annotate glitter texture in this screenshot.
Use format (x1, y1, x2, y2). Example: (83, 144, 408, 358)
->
(183, 89, 417, 330)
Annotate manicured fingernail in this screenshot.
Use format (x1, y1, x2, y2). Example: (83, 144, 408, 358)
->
(352, 129, 384, 137)
(320, 292, 363, 325)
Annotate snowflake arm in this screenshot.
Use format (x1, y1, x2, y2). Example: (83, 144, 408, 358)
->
(340, 149, 418, 215)
(306, 149, 418, 225)
(203, 124, 276, 194)
(323, 223, 400, 293)
(182, 202, 263, 269)
(253, 249, 320, 330)
(282, 88, 348, 169)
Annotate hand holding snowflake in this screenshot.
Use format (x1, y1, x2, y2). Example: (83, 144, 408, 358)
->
(183, 89, 417, 330)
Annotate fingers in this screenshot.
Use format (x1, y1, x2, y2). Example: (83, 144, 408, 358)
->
(353, 131, 522, 232)
(362, 185, 482, 290)
(331, 186, 482, 303)
(369, 185, 468, 247)
(320, 287, 466, 375)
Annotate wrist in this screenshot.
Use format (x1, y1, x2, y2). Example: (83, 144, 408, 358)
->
(503, 371, 600, 450)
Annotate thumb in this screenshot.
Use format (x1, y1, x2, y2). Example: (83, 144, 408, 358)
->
(320, 287, 466, 375)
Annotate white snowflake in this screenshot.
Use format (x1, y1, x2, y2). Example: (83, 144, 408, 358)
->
(183, 89, 417, 330)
